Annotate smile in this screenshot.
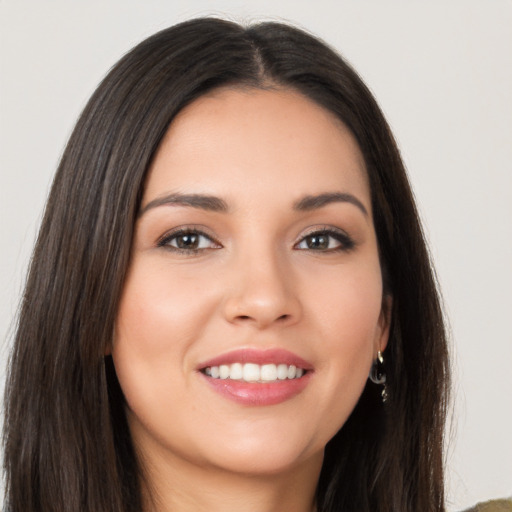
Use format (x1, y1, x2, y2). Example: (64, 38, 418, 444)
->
(198, 349, 313, 406)
(203, 363, 306, 382)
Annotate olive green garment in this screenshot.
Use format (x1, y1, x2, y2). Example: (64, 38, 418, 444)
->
(463, 499, 512, 511)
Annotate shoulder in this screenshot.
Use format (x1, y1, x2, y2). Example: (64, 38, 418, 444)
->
(463, 499, 512, 512)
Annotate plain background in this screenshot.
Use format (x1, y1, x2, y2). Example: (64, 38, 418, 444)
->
(1, 1, 511, 510)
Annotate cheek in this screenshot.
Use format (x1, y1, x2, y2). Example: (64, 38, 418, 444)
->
(115, 259, 215, 352)
(111, 259, 219, 403)
(302, 262, 383, 429)
(308, 259, 383, 350)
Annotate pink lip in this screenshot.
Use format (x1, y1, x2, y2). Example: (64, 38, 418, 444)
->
(197, 348, 314, 370)
(197, 348, 314, 406)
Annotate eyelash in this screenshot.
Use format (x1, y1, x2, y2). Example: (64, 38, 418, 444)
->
(294, 227, 355, 253)
(157, 227, 355, 254)
(157, 228, 221, 254)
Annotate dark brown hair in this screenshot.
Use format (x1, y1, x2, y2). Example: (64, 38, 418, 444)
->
(3, 17, 450, 512)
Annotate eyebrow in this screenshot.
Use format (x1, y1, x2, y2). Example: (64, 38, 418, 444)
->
(139, 193, 229, 216)
(293, 192, 368, 216)
(139, 191, 368, 217)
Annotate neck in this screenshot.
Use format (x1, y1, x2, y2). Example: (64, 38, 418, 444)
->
(139, 447, 322, 512)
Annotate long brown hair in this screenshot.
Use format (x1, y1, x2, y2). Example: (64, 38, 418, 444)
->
(3, 17, 450, 512)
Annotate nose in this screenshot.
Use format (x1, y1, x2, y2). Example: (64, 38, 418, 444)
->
(222, 251, 302, 329)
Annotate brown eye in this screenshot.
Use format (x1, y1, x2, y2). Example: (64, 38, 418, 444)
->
(175, 233, 200, 249)
(304, 234, 330, 250)
(296, 229, 355, 252)
(158, 229, 220, 252)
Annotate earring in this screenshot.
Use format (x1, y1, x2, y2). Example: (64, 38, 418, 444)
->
(369, 350, 388, 403)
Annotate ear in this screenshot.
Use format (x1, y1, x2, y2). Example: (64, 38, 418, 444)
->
(375, 294, 392, 353)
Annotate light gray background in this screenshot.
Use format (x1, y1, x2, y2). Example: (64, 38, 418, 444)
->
(1, 1, 511, 510)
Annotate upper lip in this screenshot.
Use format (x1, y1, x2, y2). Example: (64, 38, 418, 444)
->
(197, 348, 314, 371)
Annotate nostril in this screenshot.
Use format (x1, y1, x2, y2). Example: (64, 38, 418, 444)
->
(235, 314, 290, 323)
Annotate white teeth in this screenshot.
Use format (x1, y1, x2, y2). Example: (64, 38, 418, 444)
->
(230, 362, 243, 380)
(203, 362, 307, 382)
(277, 364, 288, 380)
(243, 363, 260, 382)
(261, 364, 277, 381)
(219, 365, 230, 379)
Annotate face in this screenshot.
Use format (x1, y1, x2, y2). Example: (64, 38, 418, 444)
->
(112, 87, 390, 478)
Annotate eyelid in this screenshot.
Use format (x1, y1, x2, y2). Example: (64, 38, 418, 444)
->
(155, 224, 354, 253)
(157, 225, 222, 251)
(294, 225, 356, 251)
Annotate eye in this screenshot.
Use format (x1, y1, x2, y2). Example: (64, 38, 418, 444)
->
(295, 228, 355, 252)
(158, 228, 221, 253)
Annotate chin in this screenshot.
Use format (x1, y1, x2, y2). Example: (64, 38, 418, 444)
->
(190, 420, 328, 477)
(205, 443, 323, 477)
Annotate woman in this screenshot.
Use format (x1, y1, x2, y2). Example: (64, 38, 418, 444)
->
(3, 17, 450, 512)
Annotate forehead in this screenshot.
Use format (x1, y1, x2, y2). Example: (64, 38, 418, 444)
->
(144, 87, 370, 209)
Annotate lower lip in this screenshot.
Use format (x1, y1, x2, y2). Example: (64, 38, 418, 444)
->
(200, 373, 312, 406)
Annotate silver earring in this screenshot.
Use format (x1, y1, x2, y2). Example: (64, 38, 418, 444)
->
(369, 351, 388, 403)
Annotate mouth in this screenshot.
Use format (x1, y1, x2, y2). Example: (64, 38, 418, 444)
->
(202, 362, 307, 382)
(197, 349, 313, 406)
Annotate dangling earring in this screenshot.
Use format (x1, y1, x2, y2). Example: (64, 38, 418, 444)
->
(369, 350, 388, 403)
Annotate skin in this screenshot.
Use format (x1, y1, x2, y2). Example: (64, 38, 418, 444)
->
(112, 87, 391, 512)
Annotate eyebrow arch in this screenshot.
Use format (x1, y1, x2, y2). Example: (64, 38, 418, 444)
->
(139, 193, 229, 216)
(293, 192, 368, 216)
